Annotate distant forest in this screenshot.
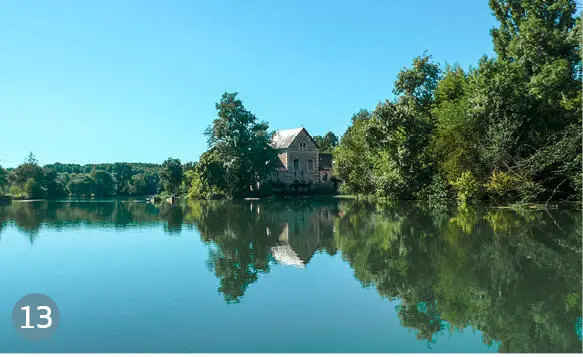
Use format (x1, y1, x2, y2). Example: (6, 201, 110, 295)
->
(0, 130, 338, 200)
(0, 153, 170, 199)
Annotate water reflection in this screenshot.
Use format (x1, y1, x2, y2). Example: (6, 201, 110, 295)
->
(0, 199, 580, 352)
(335, 201, 582, 352)
(186, 200, 338, 302)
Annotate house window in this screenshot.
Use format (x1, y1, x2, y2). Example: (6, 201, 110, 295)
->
(299, 142, 306, 150)
(323, 173, 328, 182)
(293, 159, 299, 171)
(307, 159, 314, 170)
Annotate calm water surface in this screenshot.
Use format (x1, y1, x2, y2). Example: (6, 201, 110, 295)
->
(0, 199, 580, 353)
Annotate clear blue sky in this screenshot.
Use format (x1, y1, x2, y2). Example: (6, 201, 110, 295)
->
(0, 0, 498, 167)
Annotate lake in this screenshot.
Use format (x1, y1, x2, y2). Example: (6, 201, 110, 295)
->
(0, 198, 580, 353)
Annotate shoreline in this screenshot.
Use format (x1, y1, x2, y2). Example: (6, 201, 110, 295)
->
(3, 195, 580, 210)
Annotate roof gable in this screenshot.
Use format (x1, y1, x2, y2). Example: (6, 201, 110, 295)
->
(271, 127, 303, 149)
(271, 127, 318, 149)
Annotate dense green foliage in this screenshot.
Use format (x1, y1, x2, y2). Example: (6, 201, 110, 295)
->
(0, 166, 7, 194)
(159, 158, 183, 196)
(1, 153, 164, 199)
(334, 0, 582, 204)
(187, 92, 278, 199)
(313, 131, 339, 153)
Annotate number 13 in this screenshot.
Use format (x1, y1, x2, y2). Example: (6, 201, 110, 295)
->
(20, 306, 52, 329)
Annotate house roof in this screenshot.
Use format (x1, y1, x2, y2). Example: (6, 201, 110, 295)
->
(271, 127, 304, 149)
(271, 244, 305, 268)
(319, 153, 333, 170)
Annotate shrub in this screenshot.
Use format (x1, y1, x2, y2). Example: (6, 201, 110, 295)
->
(187, 174, 227, 200)
(24, 178, 46, 199)
(451, 171, 482, 205)
(485, 169, 520, 203)
(417, 174, 452, 210)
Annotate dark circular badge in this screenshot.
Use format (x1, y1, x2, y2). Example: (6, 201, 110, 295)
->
(12, 293, 60, 340)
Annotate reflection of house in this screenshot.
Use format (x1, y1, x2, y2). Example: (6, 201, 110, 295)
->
(270, 127, 336, 191)
(271, 239, 305, 268)
(270, 206, 335, 268)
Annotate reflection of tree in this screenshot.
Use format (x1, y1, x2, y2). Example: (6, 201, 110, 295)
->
(0, 200, 10, 241)
(1, 198, 579, 352)
(0, 201, 169, 240)
(397, 299, 445, 343)
(186, 199, 339, 303)
(186, 200, 280, 303)
(335, 201, 582, 352)
(10, 201, 48, 243)
(159, 204, 184, 234)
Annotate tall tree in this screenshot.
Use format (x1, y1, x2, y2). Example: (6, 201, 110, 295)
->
(313, 131, 339, 153)
(159, 158, 183, 196)
(489, 0, 580, 74)
(333, 110, 376, 195)
(25, 152, 38, 165)
(335, 55, 441, 199)
(476, 0, 582, 200)
(0, 166, 7, 194)
(91, 170, 115, 196)
(44, 167, 67, 198)
(375, 54, 440, 197)
(8, 153, 47, 198)
(112, 163, 133, 195)
(66, 174, 95, 197)
(204, 92, 277, 197)
(393, 53, 441, 109)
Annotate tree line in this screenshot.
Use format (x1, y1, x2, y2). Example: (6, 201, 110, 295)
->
(334, 0, 581, 205)
(0, 125, 338, 201)
(0, 111, 337, 200)
(0, 152, 189, 199)
(2, 0, 578, 204)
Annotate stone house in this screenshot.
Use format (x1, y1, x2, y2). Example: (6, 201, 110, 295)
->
(269, 127, 335, 191)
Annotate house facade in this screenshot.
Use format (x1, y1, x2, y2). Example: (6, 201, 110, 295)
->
(269, 127, 335, 192)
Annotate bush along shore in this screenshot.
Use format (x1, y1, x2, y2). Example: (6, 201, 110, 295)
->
(333, 1, 581, 207)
